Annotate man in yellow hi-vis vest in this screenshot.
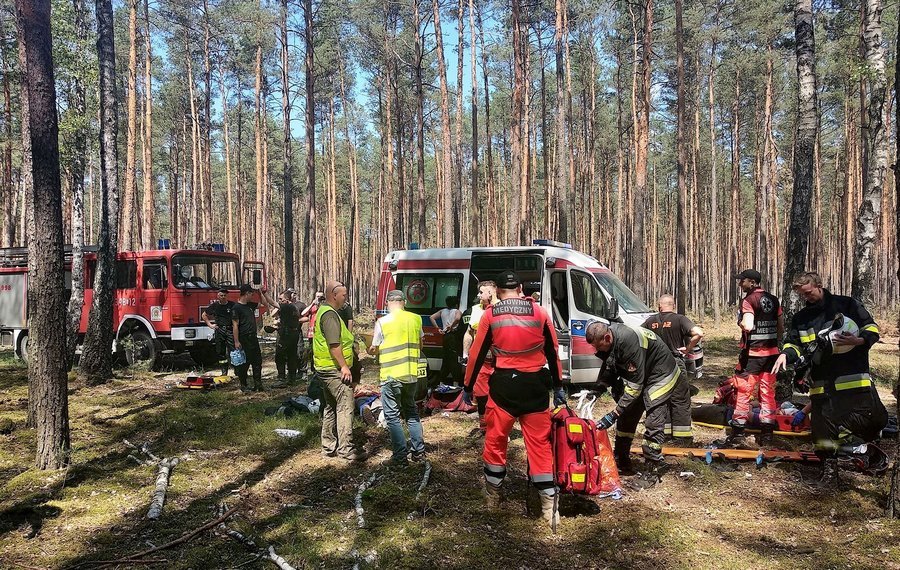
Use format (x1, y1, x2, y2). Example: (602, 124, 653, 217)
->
(314, 280, 366, 462)
(369, 289, 426, 466)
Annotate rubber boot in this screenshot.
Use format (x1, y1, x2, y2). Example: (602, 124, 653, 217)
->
(539, 492, 560, 529)
(813, 458, 841, 490)
(667, 436, 694, 449)
(483, 478, 502, 510)
(628, 460, 664, 491)
(614, 440, 635, 475)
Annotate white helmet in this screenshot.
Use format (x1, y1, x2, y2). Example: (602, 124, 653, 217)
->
(825, 316, 860, 355)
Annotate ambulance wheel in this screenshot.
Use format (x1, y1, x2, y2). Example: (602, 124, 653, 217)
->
(124, 330, 160, 369)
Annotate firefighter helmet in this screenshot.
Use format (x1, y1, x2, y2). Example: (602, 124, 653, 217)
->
(826, 316, 860, 355)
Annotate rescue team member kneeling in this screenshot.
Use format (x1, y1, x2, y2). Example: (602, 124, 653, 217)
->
(586, 320, 689, 490)
(463, 271, 565, 528)
(772, 272, 888, 486)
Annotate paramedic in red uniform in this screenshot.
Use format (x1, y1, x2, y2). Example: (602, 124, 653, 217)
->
(725, 269, 783, 448)
(463, 271, 566, 528)
(462, 280, 497, 434)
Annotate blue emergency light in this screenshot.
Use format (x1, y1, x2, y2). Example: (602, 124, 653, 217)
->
(533, 239, 572, 249)
(409, 242, 420, 250)
(157, 238, 171, 249)
(213, 243, 225, 252)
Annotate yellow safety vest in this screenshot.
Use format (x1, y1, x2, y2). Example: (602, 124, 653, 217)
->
(378, 309, 422, 383)
(313, 304, 355, 371)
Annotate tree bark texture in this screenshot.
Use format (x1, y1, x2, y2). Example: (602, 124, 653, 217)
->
(783, 0, 818, 317)
(81, 0, 120, 385)
(854, 0, 887, 307)
(675, 0, 687, 313)
(16, 0, 71, 469)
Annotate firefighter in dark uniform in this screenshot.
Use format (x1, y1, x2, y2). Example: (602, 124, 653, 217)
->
(726, 269, 783, 447)
(464, 271, 565, 528)
(772, 272, 888, 486)
(586, 320, 688, 490)
(202, 288, 235, 376)
(642, 294, 703, 445)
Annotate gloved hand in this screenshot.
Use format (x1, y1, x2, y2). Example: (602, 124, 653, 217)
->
(598, 411, 619, 430)
(462, 389, 473, 406)
(791, 410, 807, 427)
(553, 388, 567, 407)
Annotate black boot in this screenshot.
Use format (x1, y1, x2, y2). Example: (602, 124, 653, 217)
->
(629, 460, 664, 491)
(813, 457, 841, 490)
(614, 440, 635, 475)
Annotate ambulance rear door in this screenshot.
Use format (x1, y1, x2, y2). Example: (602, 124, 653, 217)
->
(565, 267, 610, 385)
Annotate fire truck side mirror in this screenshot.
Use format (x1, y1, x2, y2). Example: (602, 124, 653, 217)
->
(251, 269, 263, 289)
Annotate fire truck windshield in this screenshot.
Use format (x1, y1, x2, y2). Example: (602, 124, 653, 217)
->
(171, 254, 240, 290)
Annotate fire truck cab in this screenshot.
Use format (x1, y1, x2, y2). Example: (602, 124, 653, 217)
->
(376, 240, 654, 386)
(0, 244, 267, 368)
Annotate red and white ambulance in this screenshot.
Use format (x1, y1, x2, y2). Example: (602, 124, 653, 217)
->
(375, 240, 654, 386)
(0, 243, 267, 368)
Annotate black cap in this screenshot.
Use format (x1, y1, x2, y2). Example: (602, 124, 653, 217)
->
(239, 284, 254, 295)
(733, 269, 762, 283)
(496, 270, 521, 289)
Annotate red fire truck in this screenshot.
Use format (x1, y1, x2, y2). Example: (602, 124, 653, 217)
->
(0, 244, 267, 368)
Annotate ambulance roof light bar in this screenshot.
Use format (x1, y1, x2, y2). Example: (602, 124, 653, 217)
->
(532, 239, 572, 249)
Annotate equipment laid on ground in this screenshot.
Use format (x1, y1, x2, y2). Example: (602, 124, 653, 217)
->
(552, 405, 622, 496)
(424, 384, 476, 414)
(630, 445, 821, 465)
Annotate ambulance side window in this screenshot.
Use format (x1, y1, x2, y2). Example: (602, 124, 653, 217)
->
(549, 272, 569, 329)
(570, 269, 608, 317)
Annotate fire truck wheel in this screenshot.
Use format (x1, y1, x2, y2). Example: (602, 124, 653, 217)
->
(18, 334, 28, 363)
(124, 329, 160, 369)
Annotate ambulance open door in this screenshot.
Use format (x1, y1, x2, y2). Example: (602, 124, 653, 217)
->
(565, 267, 609, 385)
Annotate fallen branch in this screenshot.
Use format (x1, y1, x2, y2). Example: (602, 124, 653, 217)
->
(216, 503, 258, 551)
(355, 472, 380, 529)
(267, 546, 298, 570)
(75, 506, 240, 568)
(415, 460, 433, 502)
(146, 458, 180, 520)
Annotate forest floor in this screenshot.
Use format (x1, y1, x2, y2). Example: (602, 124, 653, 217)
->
(0, 318, 899, 570)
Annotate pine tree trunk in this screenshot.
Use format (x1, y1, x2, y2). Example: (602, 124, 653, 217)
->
(302, 0, 317, 290)
(412, 0, 427, 244)
(509, 0, 524, 245)
(478, 5, 494, 245)
(469, 0, 479, 245)
(783, 0, 818, 317)
(455, 0, 465, 243)
(281, 0, 294, 288)
(675, 0, 687, 313)
(854, 0, 888, 306)
(139, 0, 153, 250)
(202, 0, 213, 242)
(16, 0, 70, 468)
(66, 0, 89, 369)
(2, 40, 13, 247)
(80, 0, 120, 385)
(121, 0, 138, 250)
(434, 0, 455, 247)
(554, 0, 568, 241)
(220, 67, 234, 254)
(631, 0, 652, 301)
(708, 2, 721, 322)
(729, 70, 741, 304)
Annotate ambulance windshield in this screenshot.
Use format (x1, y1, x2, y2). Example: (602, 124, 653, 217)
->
(591, 270, 651, 313)
(172, 254, 239, 290)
